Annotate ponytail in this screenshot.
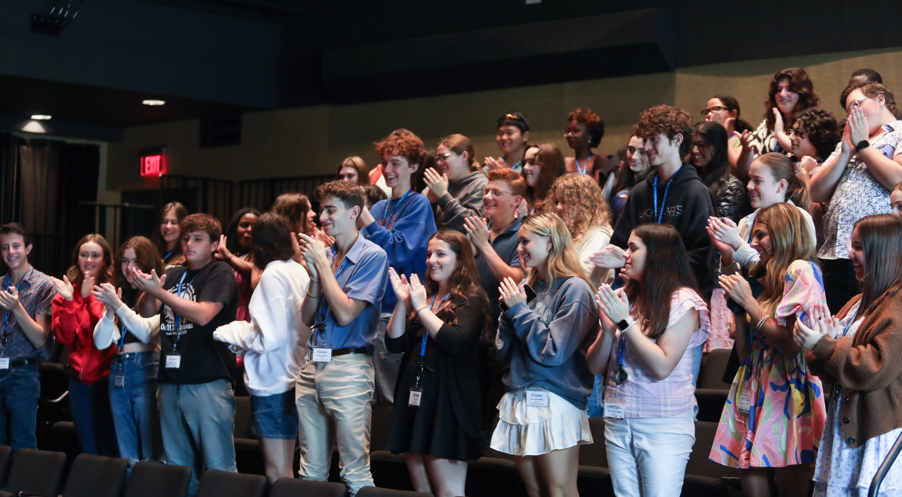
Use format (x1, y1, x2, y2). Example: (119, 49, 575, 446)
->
(756, 152, 811, 212)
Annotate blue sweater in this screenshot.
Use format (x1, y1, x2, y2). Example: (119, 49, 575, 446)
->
(363, 192, 437, 312)
(496, 276, 599, 409)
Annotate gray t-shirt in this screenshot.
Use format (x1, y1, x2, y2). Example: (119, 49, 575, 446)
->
(476, 218, 521, 323)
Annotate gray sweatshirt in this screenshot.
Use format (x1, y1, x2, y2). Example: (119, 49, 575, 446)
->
(496, 276, 600, 409)
(436, 171, 488, 232)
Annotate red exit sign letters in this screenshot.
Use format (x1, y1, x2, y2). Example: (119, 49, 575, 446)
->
(140, 153, 167, 177)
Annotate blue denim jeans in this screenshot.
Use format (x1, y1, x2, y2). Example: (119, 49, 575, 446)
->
(69, 375, 120, 456)
(0, 363, 40, 450)
(109, 352, 164, 465)
(587, 374, 605, 418)
(160, 379, 236, 497)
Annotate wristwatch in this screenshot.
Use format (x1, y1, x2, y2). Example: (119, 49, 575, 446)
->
(617, 318, 633, 331)
(855, 140, 870, 153)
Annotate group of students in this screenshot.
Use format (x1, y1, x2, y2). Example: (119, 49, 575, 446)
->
(1, 64, 902, 497)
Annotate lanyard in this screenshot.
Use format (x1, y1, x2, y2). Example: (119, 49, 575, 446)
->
(163, 250, 173, 262)
(841, 306, 860, 338)
(171, 270, 197, 353)
(575, 152, 593, 175)
(380, 189, 413, 230)
(419, 293, 450, 357)
(315, 250, 348, 347)
(1, 268, 31, 352)
(118, 299, 138, 352)
(652, 165, 683, 224)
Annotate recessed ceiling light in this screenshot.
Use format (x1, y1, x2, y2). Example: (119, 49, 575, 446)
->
(142, 100, 166, 106)
(31, 114, 52, 120)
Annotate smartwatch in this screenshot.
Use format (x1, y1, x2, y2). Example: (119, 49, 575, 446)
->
(855, 140, 870, 153)
(617, 319, 632, 331)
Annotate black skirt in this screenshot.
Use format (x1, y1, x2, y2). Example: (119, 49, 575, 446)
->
(385, 350, 482, 461)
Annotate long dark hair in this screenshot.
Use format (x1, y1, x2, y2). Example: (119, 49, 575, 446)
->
(151, 201, 188, 263)
(612, 135, 654, 195)
(765, 67, 819, 131)
(711, 94, 753, 133)
(855, 214, 902, 315)
(271, 193, 311, 236)
(409, 230, 491, 338)
(523, 142, 566, 211)
(225, 207, 261, 255)
(252, 213, 296, 270)
(692, 122, 733, 201)
(114, 236, 164, 305)
(624, 224, 700, 339)
(66, 234, 115, 289)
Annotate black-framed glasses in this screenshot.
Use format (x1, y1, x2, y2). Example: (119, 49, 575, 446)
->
(483, 188, 513, 197)
(692, 141, 708, 150)
(434, 153, 452, 162)
(701, 106, 728, 116)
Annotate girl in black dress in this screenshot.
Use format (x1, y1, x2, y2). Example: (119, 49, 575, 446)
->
(385, 229, 490, 497)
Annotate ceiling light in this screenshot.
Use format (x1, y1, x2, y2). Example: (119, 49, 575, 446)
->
(30, 114, 52, 120)
(142, 100, 166, 106)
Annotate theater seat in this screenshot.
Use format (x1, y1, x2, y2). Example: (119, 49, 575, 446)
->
(579, 418, 607, 468)
(62, 454, 129, 497)
(681, 421, 736, 497)
(233, 396, 264, 475)
(466, 454, 520, 497)
(577, 465, 614, 497)
(370, 451, 412, 491)
(357, 487, 433, 497)
(270, 478, 348, 497)
(195, 469, 267, 497)
(0, 446, 11, 489)
(696, 349, 734, 422)
(0, 448, 67, 497)
(124, 461, 192, 497)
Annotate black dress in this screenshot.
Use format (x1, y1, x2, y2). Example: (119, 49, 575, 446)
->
(384, 297, 486, 461)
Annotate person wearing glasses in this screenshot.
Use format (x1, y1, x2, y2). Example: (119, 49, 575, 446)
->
(423, 134, 488, 233)
(587, 223, 709, 497)
(701, 95, 754, 172)
(809, 81, 902, 314)
(484, 112, 530, 174)
(563, 108, 613, 185)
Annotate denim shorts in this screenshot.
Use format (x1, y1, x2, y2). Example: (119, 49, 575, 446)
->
(250, 389, 299, 440)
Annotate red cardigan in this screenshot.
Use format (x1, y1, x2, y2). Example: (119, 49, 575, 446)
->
(52, 292, 116, 385)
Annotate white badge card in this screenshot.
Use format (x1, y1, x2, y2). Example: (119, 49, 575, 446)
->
(0, 358, 8, 370)
(526, 391, 549, 408)
(165, 355, 181, 369)
(408, 389, 422, 407)
(604, 403, 625, 419)
(114, 374, 125, 388)
(738, 390, 751, 413)
(312, 347, 332, 363)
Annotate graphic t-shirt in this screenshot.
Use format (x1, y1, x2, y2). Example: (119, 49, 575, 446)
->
(159, 261, 238, 385)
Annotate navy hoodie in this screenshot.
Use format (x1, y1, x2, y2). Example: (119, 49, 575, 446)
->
(610, 164, 717, 299)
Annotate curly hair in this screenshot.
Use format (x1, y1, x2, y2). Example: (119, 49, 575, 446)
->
(765, 67, 818, 130)
(566, 108, 605, 148)
(374, 128, 426, 167)
(791, 107, 840, 160)
(408, 230, 491, 338)
(840, 81, 897, 117)
(544, 174, 611, 245)
(315, 180, 366, 212)
(633, 105, 694, 157)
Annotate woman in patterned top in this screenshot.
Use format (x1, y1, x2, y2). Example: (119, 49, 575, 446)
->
(709, 203, 827, 497)
(738, 68, 820, 178)
(587, 223, 709, 497)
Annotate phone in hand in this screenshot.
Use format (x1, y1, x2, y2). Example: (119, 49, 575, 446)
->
(523, 284, 537, 304)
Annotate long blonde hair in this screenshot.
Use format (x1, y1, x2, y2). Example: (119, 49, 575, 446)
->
(750, 203, 818, 315)
(543, 174, 611, 245)
(520, 212, 595, 291)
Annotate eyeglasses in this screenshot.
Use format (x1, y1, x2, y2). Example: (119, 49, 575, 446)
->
(563, 128, 583, 137)
(701, 106, 729, 116)
(692, 141, 708, 150)
(847, 97, 868, 113)
(434, 153, 452, 162)
(787, 128, 806, 139)
(483, 188, 513, 197)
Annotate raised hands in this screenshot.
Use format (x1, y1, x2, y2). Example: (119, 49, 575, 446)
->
(0, 285, 20, 311)
(132, 269, 167, 297)
(388, 268, 410, 307)
(793, 302, 841, 350)
(596, 284, 630, 323)
(718, 274, 753, 308)
(92, 283, 124, 313)
(50, 275, 75, 301)
(297, 233, 330, 277)
(590, 245, 626, 269)
(408, 273, 428, 311)
(463, 216, 490, 250)
(483, 157, 504, 171)
(423, 168, 450, 199)
(848, 106, 869, 148)
(707, 217, 742, 251)
(498, 277, 526, 309)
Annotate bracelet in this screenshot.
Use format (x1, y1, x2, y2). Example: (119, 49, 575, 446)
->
(756, 315, 769, 330)
(415, 306, 428, 315)
(306, 287, 320, 299)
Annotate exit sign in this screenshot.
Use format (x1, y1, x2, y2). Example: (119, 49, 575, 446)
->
(140, 150, 168, 177)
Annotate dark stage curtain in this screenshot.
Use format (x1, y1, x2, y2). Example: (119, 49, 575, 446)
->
(0, 132, 100, 278)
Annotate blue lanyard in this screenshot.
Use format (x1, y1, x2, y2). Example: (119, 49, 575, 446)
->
(380, 189, 413, 230)
(652, 165, 683, 223)
(316, 251, 348, 347)
(118, 299, 138, 351)
(841, 306, 860, 338)
(575, 152, 593, 175)
(420, 293, 450, 357)
(163, 250, 174, 261)
(1, 268, 31, 348)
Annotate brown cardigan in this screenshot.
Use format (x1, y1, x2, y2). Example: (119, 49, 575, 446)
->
(806, 289, 902, 448)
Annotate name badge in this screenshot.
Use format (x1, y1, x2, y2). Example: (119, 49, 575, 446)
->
(526, 391, 549, 408)
(114, 374, 125, 388)
(408, 389, 422, 407)
(312, 347, 332, 363)
(165, 355, 181, 369)
(738, 390, 751, 413)
(0, 358, 8, 370)
(604, 403, 625, 419)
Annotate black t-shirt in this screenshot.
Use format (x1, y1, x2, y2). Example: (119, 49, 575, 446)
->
(158, 261, 238, 385)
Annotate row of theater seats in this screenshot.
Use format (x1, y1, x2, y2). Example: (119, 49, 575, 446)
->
(0, 445, 432, 497)
(37, 349, 740, 497)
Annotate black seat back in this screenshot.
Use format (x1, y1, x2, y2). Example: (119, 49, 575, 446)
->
(357, 487, 433, 497)
(3, 448, 67, 497)
(63, 454, 129, 497)
(124, 461, 192, 497)
(195, 470, 266, 497)
(270, 478, 349, 497)
(0, 446, 11, 488)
